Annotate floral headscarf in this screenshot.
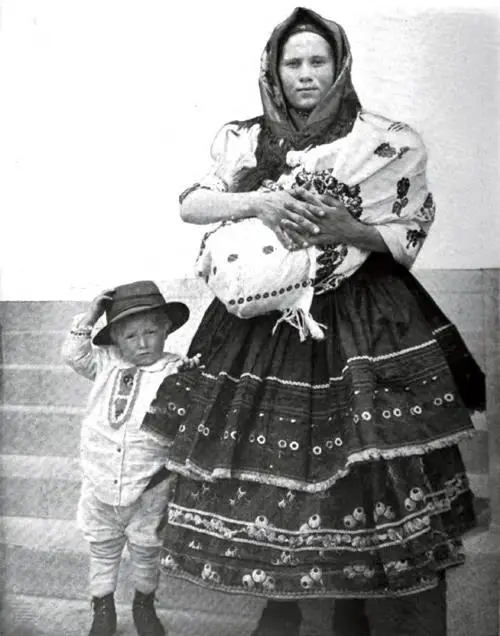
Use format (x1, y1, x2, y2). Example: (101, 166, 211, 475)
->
(235, 6, 361, 191)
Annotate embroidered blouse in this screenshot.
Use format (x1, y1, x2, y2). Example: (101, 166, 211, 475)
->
(62, 315, 182, 507)
(182, 111, 435, 294)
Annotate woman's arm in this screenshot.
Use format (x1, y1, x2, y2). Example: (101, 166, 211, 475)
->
(181, 188, 327, 251)
(180, 189, 260, 225)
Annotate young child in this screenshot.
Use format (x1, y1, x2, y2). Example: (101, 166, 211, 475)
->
(62, 280, 199, 636)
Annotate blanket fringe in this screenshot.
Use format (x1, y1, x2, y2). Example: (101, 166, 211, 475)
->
(273, 307, 327, 341)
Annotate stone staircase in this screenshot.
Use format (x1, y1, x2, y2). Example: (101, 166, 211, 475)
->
(1, 273, 498, 636)
(0, 281, 266, 635)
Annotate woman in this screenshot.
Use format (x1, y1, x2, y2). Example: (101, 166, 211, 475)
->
(145, 7, 484, 635)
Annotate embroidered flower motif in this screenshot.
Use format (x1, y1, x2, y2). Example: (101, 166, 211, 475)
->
(273, 550, 299, 566)
(386, 559, 410, 574)
(397, 177, 410, 198)
(392, 177, 410, 216)
(242, 574, 254, 589)
(255, 515, 269, 528)
(374, 502, 386, 520)
(308, 514, 321, 529)
(404, 497, 417, 512)
(352, 507, 366, 524)
(262, 575, 276, 591)
(343, 564, 375, 579)
(252, 569, 267, 583)
(406, 228, 427, 249)
(262, 245, 275, 255)
(410, 487, 425, 502)
(374, 142, 397, 158)
(160, 553, 178, 570)
(300, 574, 314, 589)
(416, 192, 436, 222)
(227, 254, 239, 263)
(294, 170, 363, 219)
(309, 566, 323, 582)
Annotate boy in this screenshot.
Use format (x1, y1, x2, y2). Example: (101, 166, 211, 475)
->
(62, 280, 199, 636)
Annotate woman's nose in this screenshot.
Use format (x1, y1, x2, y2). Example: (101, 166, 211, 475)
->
(298, 64, 313, 81)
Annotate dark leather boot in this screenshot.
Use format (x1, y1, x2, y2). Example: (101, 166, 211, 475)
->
(89, 593, 117, 636)
(132, 590, 166, 636)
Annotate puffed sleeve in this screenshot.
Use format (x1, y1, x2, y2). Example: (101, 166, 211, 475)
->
(356, 121, 436, 269)
(179, 121, 261, 203)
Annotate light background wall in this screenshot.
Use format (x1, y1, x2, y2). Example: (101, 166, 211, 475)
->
(0, 0, 499, 299)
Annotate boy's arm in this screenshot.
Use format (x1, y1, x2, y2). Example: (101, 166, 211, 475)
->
(61, 289, 114, 380)
(61, 315, 103, 381)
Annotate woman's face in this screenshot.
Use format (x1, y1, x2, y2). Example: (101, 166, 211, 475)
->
(278, 31, 335, 111)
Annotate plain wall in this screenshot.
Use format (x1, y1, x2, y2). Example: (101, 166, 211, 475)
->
(1, 0, 499, 299)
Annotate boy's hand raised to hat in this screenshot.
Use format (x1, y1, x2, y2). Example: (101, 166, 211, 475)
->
(81, 289, 115, 328)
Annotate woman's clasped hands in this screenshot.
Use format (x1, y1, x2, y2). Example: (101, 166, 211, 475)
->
(255, 187, 357, 250)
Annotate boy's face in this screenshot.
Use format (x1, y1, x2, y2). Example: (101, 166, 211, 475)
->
(111, 312, 171, 367)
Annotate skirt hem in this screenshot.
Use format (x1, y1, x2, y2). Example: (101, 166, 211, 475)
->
(164, 428, 475, 493)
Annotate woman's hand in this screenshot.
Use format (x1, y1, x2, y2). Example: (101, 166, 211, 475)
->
(254, 189, 324, 250)
(281, 188, 389, 253)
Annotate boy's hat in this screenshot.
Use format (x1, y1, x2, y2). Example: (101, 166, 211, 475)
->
(92, 280, 190, 346)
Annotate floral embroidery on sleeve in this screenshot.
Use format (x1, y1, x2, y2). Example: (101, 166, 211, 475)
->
(416, 192, 436, 222)
(374, 142, 397, 158)
(392, 177, 410, 216)
(406, 228, 427, 250)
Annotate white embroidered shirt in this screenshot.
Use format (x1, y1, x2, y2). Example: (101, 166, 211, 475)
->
(62, 315, 182, 507)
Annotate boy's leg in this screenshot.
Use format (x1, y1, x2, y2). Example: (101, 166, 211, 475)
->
(77, 484, 127, 634)
(126, 477, 171, 593)
(89, 537, 127, 597)
(126, 478, 171, 636)
(77, 483, 127, 597)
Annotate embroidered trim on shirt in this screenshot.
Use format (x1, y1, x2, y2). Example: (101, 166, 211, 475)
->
(70, 326, 92, 336)
(108, 367, 142, 429)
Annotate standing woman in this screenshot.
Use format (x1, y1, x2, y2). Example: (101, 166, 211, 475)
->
(146, 7, 484, 635)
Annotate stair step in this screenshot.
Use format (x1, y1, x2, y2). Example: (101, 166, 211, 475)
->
(2, 330, 69, 366)
(1, 516, 265, 619)
(0, 281, 211, 329)
(0, 455, 80, 519)
(0, 407, 81, 457)
(1, 366, 90, 407)
(0, 593, 261, 636)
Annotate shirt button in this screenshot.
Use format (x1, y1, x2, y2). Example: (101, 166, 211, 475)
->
(113, 479, 118, 484)
(117, 447, 122, 452)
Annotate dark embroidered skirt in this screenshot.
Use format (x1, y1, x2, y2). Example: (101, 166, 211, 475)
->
(143, 254, 484, 599)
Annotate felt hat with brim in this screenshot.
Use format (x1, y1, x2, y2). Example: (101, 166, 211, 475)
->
(92, 280, 190, 346)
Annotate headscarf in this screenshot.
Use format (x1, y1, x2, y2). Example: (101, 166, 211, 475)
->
(235, 7, 361, 191)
